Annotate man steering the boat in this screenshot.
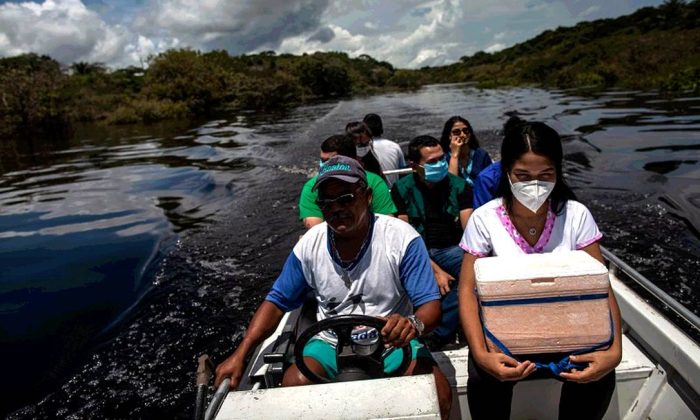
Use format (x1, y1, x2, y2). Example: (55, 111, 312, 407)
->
(215, 156, 452, 418)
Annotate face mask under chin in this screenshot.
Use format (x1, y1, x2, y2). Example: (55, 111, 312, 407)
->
(509, 177, 556, 213)
(356, 145, 371, 158)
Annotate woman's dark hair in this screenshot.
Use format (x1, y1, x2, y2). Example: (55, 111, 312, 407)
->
(407, 135, 441, 163)
(496, 119, 576, 214)
(345, 121, 373, 138)
(439, 116, 480, 153)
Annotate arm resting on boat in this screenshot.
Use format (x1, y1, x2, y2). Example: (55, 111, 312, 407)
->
(458, 252, 536, 381)
(214, 301, 285, 389)
(560, 243, 623, 383)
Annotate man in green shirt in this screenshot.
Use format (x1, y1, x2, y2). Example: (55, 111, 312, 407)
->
(299, 134, 397, 229)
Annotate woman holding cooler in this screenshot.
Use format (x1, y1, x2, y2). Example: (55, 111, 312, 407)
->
(458, 119, 622, 420)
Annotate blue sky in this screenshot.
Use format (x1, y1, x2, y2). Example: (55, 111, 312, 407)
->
(0, 0, 666, 69)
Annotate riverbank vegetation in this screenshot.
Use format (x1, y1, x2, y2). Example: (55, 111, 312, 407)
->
(416, 0, 700, 91)
(1, 0, 698, 138)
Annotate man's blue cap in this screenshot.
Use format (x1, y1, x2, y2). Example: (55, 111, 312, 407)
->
(312, 155, 367, 191)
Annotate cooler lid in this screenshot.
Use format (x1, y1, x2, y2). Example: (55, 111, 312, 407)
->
(474, 250, 608, 282)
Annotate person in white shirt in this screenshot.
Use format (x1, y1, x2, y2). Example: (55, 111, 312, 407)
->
(215, 156, 452, 418)
(458, 120, 622, 420)
(363, 113, 407, 188)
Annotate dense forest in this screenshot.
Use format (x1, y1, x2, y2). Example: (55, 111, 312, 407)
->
(417, 0, 700, 89)
(0, 0, 698, 137)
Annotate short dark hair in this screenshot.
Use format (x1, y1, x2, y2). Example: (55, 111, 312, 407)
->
(321, 134, 357, 159)
(345, 121, 372, 138)
(363, 113, 383, 137)
(439, 116, 480, 153)
(496, 120, 576, 214)
(407, 135, 441, 163)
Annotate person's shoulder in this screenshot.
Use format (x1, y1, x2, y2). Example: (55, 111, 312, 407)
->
(447, 173, 467, 184)
(447, 173, 468, 189)
(375, 214, 420, 239)
(374, 138, 402, 151)
(563, 199, 593, 217)
(296, 222, 327, 252)
(484, 161, 501, 173)
(474, 147, 490, 158)
(367, 172, 389, 190)
(473, 198, 501, 217)
(476, 161, 501, 182)
(392, 172, 415, 188)
(301, 176, 318, 192)
(366, 171, 381, 182)
(564, 199, 588, 211)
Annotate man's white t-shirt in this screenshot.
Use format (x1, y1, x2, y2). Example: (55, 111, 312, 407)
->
(460, 198, 603, 257)
(267, 214, 440, 322)
(373, 138, 406, 187)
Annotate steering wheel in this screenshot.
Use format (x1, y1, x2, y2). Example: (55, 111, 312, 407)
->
(294, 315, 412, 383)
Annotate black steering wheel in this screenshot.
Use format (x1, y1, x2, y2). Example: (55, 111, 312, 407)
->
(294, 315, 412, 383)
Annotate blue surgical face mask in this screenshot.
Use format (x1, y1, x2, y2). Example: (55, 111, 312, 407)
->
(422, 159, 448, 183)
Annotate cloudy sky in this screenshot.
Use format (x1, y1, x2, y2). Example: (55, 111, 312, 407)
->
(0, 0, 665, 69)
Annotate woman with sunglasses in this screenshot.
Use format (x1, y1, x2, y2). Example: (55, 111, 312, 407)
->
(439, 116, 492, 187)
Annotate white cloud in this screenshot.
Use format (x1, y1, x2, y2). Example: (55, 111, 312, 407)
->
(278, 0, 469, 68)
(0, 0, 667, 69)
(485, 43, 506, 53)
(579, 5, 601, 17)
(135, 0, 330, 53)
(0, 0, 156, 67)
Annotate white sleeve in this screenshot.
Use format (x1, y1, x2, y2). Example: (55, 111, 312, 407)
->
(459, 210, 492, 257)
(572, 202, 603, 249)
(396, 146, 406, 168)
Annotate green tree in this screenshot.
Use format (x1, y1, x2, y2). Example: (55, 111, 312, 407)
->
(297, 55, 352, 98)
(0, 54, 70, 136)
(143, 49, 232, 113)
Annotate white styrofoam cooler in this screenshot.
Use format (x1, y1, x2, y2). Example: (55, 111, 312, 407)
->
(474, 250, 612, 354)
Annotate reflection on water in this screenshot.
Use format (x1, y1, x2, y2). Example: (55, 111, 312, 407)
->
(2, 86, 699, 418)
(0, 117, 281, 414)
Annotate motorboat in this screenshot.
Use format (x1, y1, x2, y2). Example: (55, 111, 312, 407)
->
(199, 247, 700, 419)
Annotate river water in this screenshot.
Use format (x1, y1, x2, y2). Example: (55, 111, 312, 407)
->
(2, 85, 699, 418)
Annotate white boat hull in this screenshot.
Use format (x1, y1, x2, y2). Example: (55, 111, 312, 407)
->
(209, 255, 700, 420)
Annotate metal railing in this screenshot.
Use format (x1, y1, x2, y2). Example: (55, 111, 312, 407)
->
(602, 246, 700, 335)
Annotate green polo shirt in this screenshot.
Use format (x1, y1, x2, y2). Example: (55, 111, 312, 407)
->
(298, 172, 397, 220)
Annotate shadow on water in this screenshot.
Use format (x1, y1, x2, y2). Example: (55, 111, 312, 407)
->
(2, 85, 699, 418)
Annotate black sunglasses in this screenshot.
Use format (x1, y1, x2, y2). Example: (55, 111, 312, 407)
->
(450, 127, 470, 136)
(316, 192, 359, 209)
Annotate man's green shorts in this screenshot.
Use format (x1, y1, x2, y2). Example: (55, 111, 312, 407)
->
(302, 337, 433, 379)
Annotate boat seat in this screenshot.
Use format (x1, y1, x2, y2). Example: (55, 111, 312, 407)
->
(433, 333, 655, 419)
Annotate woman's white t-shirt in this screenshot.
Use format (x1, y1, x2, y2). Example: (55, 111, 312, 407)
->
(460, 198, 602, 257)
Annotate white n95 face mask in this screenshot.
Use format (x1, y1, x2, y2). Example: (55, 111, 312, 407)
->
(356, 144, 371, 158)
(508, 177, 555, 213)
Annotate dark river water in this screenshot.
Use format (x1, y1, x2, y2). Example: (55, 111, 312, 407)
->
(2, 85, 699, 418)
